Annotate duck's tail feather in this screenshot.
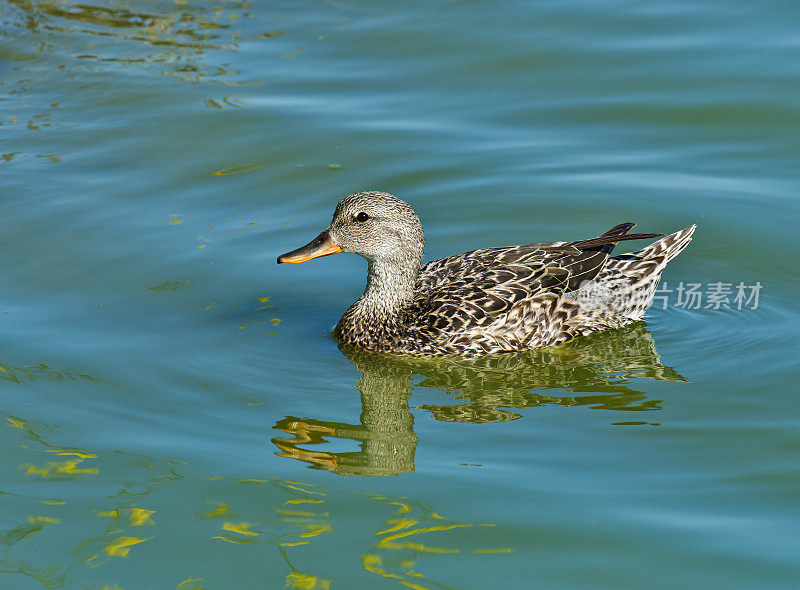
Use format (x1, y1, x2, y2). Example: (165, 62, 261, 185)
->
(619, 224, 696, 269)
(570, 225, 697, 325)
(570, 222, 666, 254)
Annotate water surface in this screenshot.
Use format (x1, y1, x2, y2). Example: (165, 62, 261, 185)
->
(2, 0, 799, 588)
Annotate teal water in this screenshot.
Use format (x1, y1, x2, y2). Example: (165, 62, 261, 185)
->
(2, 0, 800, 588)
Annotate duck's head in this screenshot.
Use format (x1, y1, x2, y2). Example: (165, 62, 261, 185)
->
(278, 191, 424, 266)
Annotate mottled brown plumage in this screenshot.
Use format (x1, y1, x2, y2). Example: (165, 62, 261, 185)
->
(278, 191, 695, 356)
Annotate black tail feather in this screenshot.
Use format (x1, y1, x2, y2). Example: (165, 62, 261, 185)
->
(574, 232, 666, 250)
(569, 222, 664, 253)
(600, 222, 637, 238)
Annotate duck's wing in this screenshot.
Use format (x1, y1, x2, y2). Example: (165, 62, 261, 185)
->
(415, 254, 549, 326)
(422, 222, 665, 298)
(405, 223, 666, 353)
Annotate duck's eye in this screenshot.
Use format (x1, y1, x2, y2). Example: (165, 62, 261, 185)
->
(355, 212, 370, 222)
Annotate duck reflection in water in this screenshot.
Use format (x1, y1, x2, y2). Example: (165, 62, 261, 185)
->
(271, 323, 686, 476)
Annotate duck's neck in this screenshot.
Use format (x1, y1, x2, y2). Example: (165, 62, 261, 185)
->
(335, 256, 421, 347)
(359, 257, 420, 319)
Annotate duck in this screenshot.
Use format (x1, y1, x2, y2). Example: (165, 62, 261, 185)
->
(278, 191, 695, 356)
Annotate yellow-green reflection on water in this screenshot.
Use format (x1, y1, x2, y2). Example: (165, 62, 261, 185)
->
(193, 294, 281, 334)
(211, 163, 264, 176)
(362, 495, 514, 590)
(22, 451, 99, 478)
(1, 0, 274, 162)
(6, 0, 254, 61)
(0, 363, 116, 386)
(1, 410, 511, 588)
(272, 324, 685, 476)
(149, 280, 191, 293)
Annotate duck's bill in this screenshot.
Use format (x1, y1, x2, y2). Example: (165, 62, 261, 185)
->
(277, 230, 342, 264)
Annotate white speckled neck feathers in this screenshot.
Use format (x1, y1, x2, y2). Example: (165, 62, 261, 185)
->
(334, 258, 421, 348)
(363, 257, 420, 316)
